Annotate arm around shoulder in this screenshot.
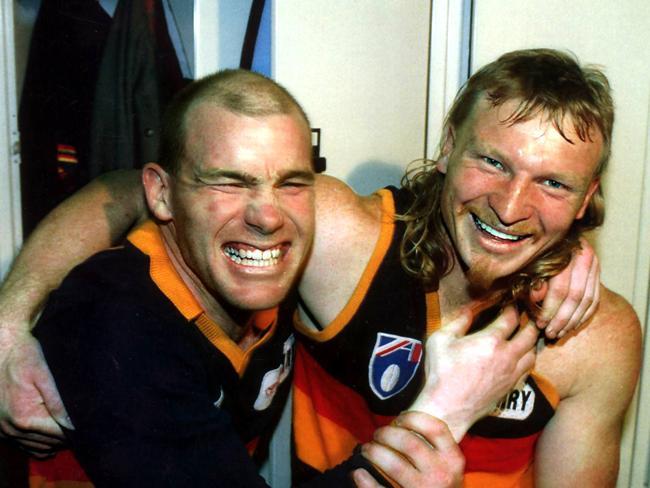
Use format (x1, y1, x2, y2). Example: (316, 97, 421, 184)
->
(0, 169, 145, 329)
(0, 169, 145, 451)
(534, 286, 642, 487)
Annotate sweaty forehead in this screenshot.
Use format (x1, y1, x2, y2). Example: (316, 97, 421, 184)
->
(181, 105, 313, 174)
(465, 97, 604, 146)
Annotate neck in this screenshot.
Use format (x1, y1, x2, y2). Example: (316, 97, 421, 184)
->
(158, 224, 253, 341)
(438, 256, 506, 324)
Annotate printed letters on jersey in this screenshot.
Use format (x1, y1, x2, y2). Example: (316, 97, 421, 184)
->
(254, 334, 295, 410)
(368, 332, 422, 400)
(490, 382, 536, 421)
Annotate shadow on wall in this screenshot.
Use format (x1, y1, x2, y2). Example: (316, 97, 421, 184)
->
(345, 160, 405, 196)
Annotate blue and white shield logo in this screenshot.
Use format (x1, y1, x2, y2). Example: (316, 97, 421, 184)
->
(368, 333, 423, 400)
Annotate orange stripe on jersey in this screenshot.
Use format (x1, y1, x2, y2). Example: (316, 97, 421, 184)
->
(29, 450, 92, 488)
(425, 291, 441, 336)
(530, 371, 560, 408)
(294, 386, 361, 472)
(294, 189, 395, 342)
(463, 464, 533, 488)
(128, 221, 279, 376)
(293, 344, 394, 471)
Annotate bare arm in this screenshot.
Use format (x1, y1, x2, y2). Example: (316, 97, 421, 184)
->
(0, 169, 146, 452)
(298, 174, 382, 328)
(534, 287, 641, 486)
(0, 169, 145, 326)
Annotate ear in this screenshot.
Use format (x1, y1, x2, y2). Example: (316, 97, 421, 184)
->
(436, 127, 456, 174)
(575, 178, 600, 220)
(142, 163, 174, 221)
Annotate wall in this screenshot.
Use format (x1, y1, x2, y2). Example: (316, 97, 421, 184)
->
(471, 1, 650, 486)
(1, 0, 22, 280)
(274, 1, 431, 195)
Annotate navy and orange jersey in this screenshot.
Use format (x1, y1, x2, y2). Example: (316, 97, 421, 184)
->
(292, 186, 559, 487)
(31, 221, 295, 487)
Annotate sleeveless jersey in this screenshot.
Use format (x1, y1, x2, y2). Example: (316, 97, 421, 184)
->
(292, 187, 560, 487)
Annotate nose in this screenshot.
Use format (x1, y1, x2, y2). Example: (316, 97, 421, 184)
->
(489, 177, 534, 226)
(244, 190, 284, 235)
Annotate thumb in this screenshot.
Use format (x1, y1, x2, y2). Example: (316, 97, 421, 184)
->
(36, 368, 74, 430)
(528, 281, 548, 305)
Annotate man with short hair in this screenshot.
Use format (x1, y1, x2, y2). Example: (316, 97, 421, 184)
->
(14, 69, 469, 487)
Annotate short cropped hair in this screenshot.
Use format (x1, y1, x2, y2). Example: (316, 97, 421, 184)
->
(159, 69, 311, 174)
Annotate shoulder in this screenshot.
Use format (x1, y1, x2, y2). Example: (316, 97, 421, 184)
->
(299, 176, 387, 327)
(312, 175, 386, 253)
(533, 287, 641, 488)
(314, 175, 383, 222)
(537, 285, 641, 403)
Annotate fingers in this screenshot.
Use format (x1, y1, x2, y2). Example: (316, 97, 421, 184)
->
(440, 308, 473, 337)
(512, 337, 537, 379)
(553, 258, 600, 338)
(528, 281, 548, 306)
(352, 468, 386, 488)
(0, 418, 63, 457)
(581, 281, 601, 326)
(506, 321, 539, 357)
(35, 363, 73, 430)
(391, 411, 459, 457)
(536, 261, 572, 330)
(539, 239, 599, 338)
(480, 305, 520, 339)
(0, 335, 71, 452)
(362, 413, 464, 488)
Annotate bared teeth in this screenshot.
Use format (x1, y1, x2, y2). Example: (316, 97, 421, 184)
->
(472, 215, 525, 241)
(224, 246, 281, 267)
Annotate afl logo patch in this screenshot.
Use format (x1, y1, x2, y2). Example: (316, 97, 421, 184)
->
(369, 333, 423, 400)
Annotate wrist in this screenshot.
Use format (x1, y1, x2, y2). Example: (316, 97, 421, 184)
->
(408, 397, 472, 442)
(0, 283, 45, 332)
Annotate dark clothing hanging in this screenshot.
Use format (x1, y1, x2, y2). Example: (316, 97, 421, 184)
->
(19, 0, 185, 236)
(19, 0, 112, 236)
(89, 0, 185, 177)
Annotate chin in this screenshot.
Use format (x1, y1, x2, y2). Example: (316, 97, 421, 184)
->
(232, 289, 288, 312)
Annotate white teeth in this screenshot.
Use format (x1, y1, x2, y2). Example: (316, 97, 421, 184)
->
(224, 246, 281, 267)
(473, 216, 523, 241)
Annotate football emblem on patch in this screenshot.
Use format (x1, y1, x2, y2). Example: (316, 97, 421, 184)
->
(369, 333, 423, 400)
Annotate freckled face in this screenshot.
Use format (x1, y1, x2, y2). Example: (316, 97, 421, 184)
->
(165, 106, 315, 312)
(438, 98, 602, 288)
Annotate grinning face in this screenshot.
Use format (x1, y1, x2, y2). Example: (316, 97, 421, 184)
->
(438, 97, 602, 290)
(144, 105, 315, 319)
